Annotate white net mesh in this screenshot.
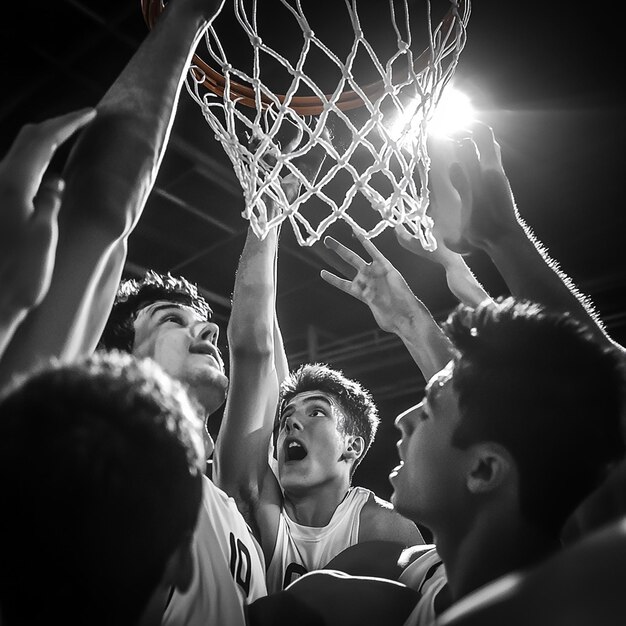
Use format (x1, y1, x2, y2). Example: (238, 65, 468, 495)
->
(185, 0, 470, 248)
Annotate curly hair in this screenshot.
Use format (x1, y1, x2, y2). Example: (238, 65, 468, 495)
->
(98, 270, 212, 352)
(443, 296, 626, 538)
(0, 350, 205, 626)
(279, 363, 380, 475)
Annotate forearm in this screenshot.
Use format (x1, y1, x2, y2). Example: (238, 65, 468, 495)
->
(217, 227, 281, 498)
(392, 299, 454, 381)
(61, 0, 213, 236)
(228, 228, 279, 354)
(441, 254, 492, 308)
(484, 220, 619, 350)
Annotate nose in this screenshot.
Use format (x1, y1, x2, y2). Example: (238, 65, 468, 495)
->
(194, 321, 219, 345)
(284, 413, 303, 433)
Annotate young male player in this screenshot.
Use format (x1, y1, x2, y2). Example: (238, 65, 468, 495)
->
(98, 271, 267, 625)
(291, 123, 626, 624)
(246, 296, 625, 626)
(0, 0, 269, 621)
(213, 206, 423, 594)
(0, 350, 206, 626)
(391, 296, 625, 623)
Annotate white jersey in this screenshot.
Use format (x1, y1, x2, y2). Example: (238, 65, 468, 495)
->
(266, 486, 372, 594)
(162, 475, 267, 626)
(400, 546, 447, 626)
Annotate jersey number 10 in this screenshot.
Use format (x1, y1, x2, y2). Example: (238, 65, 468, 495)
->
(229, 532, 252, 596)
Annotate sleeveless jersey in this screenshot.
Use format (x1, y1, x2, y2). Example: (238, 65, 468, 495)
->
(266, 486, 372, 594)
(400, 546, 447, 626)
(162, 475, 267, 626)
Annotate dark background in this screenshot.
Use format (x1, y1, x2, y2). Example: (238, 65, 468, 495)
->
(1, 1, 625, 500)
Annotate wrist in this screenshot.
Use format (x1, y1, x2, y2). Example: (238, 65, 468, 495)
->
(390, 300, 435, 337)
(476, 217, 526, 255)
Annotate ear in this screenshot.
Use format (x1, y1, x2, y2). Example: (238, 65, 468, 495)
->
(466, 442, 515, 495)
(160, 532, 195, 593)
(344, 435, 365, 463)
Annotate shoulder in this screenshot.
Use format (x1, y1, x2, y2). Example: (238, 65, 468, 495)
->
(359, 493, 425, 545)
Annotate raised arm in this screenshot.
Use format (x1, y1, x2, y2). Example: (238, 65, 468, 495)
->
(321, 232, 452, 383)
(449, 121, 625, 356)
(0, 108, 96, 361)
(395, 133, 492, 309)
(213, 221, 284, 553)
(0, 0, 225, 386)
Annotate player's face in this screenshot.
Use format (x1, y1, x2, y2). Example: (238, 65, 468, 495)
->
(276, 391, 352, 495)
(389, 362, 469, 531)
(132, 301, 229, 416)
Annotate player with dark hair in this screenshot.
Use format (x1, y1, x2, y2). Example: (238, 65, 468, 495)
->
(214, 198, 423, 595)
(97, 269, 267, 625)
(99, 270, 212, 353)
(0, 350, 205, 626)
(247, 295, 625, 626)
(390, 296, 625, 623)
(277, 123, 626, 624)
(0, 0, 270, 620)
(278, 362, 380, 477)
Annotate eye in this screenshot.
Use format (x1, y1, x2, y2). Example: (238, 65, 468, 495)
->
(310, 408, 326, 418)
(162, 313, 184, 325)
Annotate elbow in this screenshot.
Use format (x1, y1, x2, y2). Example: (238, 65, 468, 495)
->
(228, 339, 274, 360)
(227, 318, 274, 357)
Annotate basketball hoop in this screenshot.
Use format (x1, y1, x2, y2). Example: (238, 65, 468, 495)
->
(141, 0, 471, 248)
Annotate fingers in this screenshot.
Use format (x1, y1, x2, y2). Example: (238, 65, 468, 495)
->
(14, 183, 62, 307)
(1, 107, 96, 204)
(33, 175, 65, 222)
(320, 269, 353, 296)
(349, 227, 390, 266)
(449, 162, 471, 208)
(324, 236, 368, 272)
(41, 107, 98, 147)
(468, 121, 502, 171)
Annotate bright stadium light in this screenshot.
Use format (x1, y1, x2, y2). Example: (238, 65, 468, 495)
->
(428, 86, 475, 136)
(387, 86, 475, 147)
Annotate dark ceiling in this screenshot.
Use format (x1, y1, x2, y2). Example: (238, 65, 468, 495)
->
(2, 1, 625, 498)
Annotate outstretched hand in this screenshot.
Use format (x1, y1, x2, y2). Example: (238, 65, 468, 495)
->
(449, 121, 520, 251)
(0, 107, 97, 314)
(321, 231, 419, 335)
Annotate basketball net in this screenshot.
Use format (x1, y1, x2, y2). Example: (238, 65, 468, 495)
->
(179, 0, 471, 248)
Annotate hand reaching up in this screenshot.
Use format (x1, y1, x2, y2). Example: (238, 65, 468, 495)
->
(321, 230, 452, 379)
(0, 108, 96, 316)
(321, 231, 420, 335)
(394, 133, 492, 308)
(449, 121, 520, 251)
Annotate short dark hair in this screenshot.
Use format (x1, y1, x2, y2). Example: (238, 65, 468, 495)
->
(98, 270, 212, 352)
(279, 363, 380, 474)
(0, 350, 205, 626)
(444, 296, 625, 538)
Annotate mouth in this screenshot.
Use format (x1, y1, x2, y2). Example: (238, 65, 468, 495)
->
(283, 438, 308, 463)
(389, 461, 403, 479)
(191, 342, 224, 371)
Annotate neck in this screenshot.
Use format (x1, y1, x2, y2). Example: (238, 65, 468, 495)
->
(283, 479, 351, 527)
(435, 513, 559, 603)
